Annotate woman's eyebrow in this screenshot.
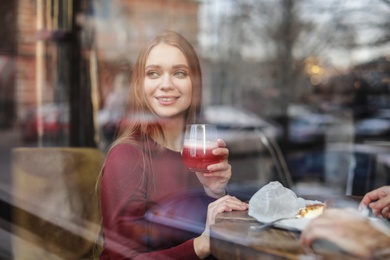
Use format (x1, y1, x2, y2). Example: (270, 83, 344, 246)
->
(145, 64, 160, 69)
(172, 64, 189, 69)
(145, 64, 189, 70)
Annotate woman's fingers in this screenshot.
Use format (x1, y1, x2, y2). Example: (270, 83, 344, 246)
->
(210, 195, 247, 211)
(206, 160, 230, 173)
(205, 139, 230, 173)
(214, 139, 229, 157)
(208, 195, 248, 220)
(217, 138, 226, 147)
(201, 195, 248, 255)
(212, 147, 229, 159)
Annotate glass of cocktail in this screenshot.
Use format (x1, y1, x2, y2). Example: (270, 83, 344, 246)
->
(182, 124, 222, 172)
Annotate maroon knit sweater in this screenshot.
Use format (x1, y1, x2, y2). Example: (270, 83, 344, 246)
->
(100, 138, 211, 260)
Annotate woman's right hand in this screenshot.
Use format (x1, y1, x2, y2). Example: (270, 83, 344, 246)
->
(193, 195, 248, 259)
(196, 139, 232, 199)
(359, 185, 390, 218)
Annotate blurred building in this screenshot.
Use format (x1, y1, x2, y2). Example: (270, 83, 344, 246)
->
(0, 1, 17, 129)
(4, 0, 200, 145)
(93, 0, 200, 104)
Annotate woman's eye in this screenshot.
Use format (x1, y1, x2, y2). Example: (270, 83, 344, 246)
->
(174, 70, 188, 78)
(147, 71, 159, 79)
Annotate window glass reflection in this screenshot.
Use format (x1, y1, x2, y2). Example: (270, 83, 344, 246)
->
(0, 0, 389, 258)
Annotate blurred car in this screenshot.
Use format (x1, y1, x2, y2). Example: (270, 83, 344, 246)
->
(288, 113, 335, 144)
(289, 107, 390, 145)
(355, 109, 390, 137)
(98, 107, 124, 144)
(355, 118, 390, 136)
(203, 105, 282, 155)
(21, 103, 69, 142)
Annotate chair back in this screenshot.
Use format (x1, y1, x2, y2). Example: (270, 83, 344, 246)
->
(11, 147, 105, 259)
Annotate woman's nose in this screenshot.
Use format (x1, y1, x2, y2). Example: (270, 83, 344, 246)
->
(160, 74, 174, 89)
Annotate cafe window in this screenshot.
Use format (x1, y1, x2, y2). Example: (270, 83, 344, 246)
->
(0, 0, 389, 259)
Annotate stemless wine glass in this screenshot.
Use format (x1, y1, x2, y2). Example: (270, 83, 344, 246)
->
(182, 124, 222, 172)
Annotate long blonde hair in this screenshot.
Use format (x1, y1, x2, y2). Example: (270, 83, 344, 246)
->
(94, 32, 203, 251)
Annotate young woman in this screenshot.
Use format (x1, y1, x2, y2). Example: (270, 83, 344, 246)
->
(99, 30, 248, 259)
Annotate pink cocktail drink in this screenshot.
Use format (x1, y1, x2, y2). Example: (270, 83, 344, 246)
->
(182, 140, 221, 172)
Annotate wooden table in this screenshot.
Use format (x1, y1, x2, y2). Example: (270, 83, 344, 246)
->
(210, 209, 357, 260)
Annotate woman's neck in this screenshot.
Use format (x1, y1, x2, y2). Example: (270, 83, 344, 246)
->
(155, 117, 185, 152)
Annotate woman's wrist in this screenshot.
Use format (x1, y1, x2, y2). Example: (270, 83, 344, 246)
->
(194, 234, 210, 259)
(203, 186, 227, 199)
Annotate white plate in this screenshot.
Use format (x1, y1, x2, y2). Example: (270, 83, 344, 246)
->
(273, 217, 313, 231)
(249, 198, 323, 232)
(273, 215, 390, 233)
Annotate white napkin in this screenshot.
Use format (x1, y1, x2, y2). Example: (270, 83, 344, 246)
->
(248, 181, 320, 223)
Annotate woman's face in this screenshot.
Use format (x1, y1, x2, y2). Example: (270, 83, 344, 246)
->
(144, 43, 192, 120)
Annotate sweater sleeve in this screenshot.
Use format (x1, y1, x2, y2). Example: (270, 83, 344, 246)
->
(99, 144, 201, 260)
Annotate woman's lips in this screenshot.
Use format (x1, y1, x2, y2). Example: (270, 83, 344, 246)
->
(156, 96, 178, 105)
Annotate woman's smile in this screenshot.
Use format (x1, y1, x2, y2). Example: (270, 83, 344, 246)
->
(155, 95, 179, 105)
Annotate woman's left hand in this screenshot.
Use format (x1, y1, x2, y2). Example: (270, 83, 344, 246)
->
(196, 139, 231, 198)
(194, 195, 248, 258)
